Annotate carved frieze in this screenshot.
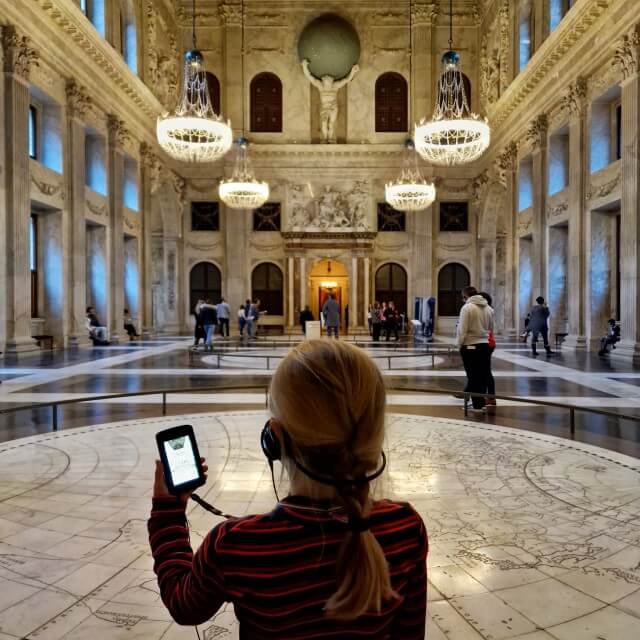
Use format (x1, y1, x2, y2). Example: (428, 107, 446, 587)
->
(586, 173, 621, 201)
(87, 200, 107, 217)
(30, 174, 64, 200)
(613, 26, 640, 80)
(2, 25, 39, 79)
(287, 182, 370, 232)
(66, 80, 92, 119)
(546, 202, 568, 219)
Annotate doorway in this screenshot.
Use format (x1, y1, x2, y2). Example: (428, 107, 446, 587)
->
(309, 259, 349, 329)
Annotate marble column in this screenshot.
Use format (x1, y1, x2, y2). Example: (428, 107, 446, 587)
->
(140, 144, 159, 338)
(299, 256, 306, 310)
(411, 4, 439, 124)
(363, 256, 370, 326)
(288, 256, 295, 327)
(350, 256, 358, 330)
(564, 79, 589, 350)
(528, 114, 549, 300)
(219, 4, 243, 138)
(223, 202, 249, 332)
(2, 27, 38, 353)
(616, 32, 640, 362)
(107, 115, 126, 343)
(65, 82, 92, 347)
(409, 204, 434, 309)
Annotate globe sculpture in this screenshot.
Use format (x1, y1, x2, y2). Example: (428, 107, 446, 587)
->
(298, 14, 361, 80)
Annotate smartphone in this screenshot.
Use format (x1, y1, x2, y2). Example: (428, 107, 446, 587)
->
(156, 425, 206, 495)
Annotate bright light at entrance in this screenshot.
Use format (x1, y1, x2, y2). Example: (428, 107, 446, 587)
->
(320, 281, 338, 289)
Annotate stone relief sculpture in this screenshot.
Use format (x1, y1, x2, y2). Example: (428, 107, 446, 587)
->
(287, 182, 370, 231)
(301, 59, 359, 143)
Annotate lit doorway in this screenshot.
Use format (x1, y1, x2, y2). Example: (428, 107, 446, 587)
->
(309, 259, 349, 330)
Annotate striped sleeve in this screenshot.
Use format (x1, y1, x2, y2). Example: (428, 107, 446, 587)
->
(148, 496, 229, 625)
(390, 509, 428, 639)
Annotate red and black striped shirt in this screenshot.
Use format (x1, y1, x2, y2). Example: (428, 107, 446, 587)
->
(149, 495, 428, 639)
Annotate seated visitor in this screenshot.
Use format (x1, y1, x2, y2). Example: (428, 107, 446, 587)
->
(599, 318, 621, 356)
(123, 308, 139, 340)
(85, 307, 109, 345)
(149, 340, 428, 637)
(299, 304, 314, 334)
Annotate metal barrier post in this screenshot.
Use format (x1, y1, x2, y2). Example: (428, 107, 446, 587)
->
(162, 392, 167, 416)
(52, 404, 58, 431)
(570, 407, 575, 437)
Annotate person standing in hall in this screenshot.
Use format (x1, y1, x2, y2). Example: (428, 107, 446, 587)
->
(456, 286, 495, 414)
(529, 296, 554, 356)
(193, 300, 206, 347)
(199, 299, 217, 351)
(216, 298, 230, 339)
(243, 299, 254, 339)
(238, 304, 247, 336)
(371, 301, 383, 343)
(322, 293, 340, 339)
(299, 305, 314, 335)
(383, 301, 399, 342)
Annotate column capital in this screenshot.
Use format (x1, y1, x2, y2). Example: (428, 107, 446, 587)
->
(219, 3, 242, 26)
(525, 113, 548, 151)
(613, 24, 640, 81)
(561, 76, 588, 118)
(2, 25, 39, 80)
(140, 142, 162, 194)
(66, 80, 92, 120)
(412, 3, 439, 27)
(107, 114, 130, 151)
(494, 141, 518, 187)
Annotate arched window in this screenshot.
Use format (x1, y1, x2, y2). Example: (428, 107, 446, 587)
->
(250, 73, 282, 132)
(190, 262, 221, 313)
(252, 263, 283, 315)
(438, 263, 470, 316)
(375, 263, 408, 315)
(375, 73, 408, 132)
(206, 72, 221, 115)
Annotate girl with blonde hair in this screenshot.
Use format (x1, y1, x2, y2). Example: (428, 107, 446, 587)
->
(150, 339, 428, 638)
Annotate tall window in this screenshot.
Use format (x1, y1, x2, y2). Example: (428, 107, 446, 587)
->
(375, 263, 407, 315)
(189, 262, 221, 312)
(30, 214, 38, 318)
(28, 105, 38, 160)
(518, 1, 533, 72)
(206, 72, 221, 115)
(250, 73, 282, 132)
(121, 2, 137, 73)
(375, 73, 408, 132)
(251, 263, 283, 315)
(518, 157, 534, 211)
(438, 263, 470, 316)
(80, 0, 87, 14)
(550, 0, 572, 31)
(615, 103, 622, 161)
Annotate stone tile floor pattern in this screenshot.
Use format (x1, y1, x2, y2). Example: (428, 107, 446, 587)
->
(0, 411, 638, 639)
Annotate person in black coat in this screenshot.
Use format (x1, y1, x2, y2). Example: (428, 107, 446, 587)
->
(383, 301, 399, 341)
(299, 306, 314, 334)
(193, 300, 206, 347)
(599, 319, 621, 355)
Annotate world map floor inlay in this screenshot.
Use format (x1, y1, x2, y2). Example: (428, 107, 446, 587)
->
(0, 411, 639, 639)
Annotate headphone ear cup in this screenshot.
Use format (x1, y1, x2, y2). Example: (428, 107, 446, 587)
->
(260, 422, 282, 462)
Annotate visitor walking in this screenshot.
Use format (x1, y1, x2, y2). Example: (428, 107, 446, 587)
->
(238, 304, 247, 336)
(193, 300, 206, 347)
(199, 300, 217, 351)
(216, 298, 230, 338)
(529, 296, 554, 356)
(242, 299, 254, 338)
(371, 301, 383, 343)
(299, 305, 314, 335)
(86, 307, 109, 345)
(479, 292, 497, 413)
(322, 294, 340, 339)
(367, 305, 373, 335)
(383, 301, 399, 342)
(123, 308, 139, 340)
(599, 318, 621, 355)
(455, 286, 494, 414)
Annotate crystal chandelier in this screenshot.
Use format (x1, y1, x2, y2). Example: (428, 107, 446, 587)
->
(385, 140, 436, 211)
(218, 0, 269, 210)
(414, 0, 490, 166)
(219, 138, 269, 209)
(156, 0, 232, 162)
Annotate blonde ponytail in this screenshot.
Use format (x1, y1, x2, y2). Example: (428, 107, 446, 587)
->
(269, 339, 397, 621)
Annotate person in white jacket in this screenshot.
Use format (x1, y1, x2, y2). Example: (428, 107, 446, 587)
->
(455, 286, 495, 413)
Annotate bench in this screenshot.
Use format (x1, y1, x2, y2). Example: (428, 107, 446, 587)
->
(555, 333, 568, 349)
(33, 335, 54, 350)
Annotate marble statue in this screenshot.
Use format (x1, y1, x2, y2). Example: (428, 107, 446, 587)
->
(301, 59, 359, 143)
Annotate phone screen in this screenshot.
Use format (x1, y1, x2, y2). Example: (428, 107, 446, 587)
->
(163, 435, 199, 487)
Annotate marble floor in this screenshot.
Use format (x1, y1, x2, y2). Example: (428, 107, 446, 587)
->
(0, 411, 639, 639)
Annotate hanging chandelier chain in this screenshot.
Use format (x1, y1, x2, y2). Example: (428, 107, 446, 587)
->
(192, 0, 196, 49)
(241, 0, 245, 139)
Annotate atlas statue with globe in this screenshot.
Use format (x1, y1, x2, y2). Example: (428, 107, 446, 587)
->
(298, 14, 361, 144)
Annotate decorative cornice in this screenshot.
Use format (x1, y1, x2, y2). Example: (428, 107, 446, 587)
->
(219, 3, 243, 25)
(66, 80, 92, 119)
(2, 25, 39, 79)
(561, 76, 588, 117)
(613, 25, 640, 81)
(525, 114, 549, 150)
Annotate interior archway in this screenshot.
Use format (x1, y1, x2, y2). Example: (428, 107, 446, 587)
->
(309, 259, 349, 329)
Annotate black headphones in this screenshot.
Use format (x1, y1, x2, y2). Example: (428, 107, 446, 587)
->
(260, 420, 387, 490)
